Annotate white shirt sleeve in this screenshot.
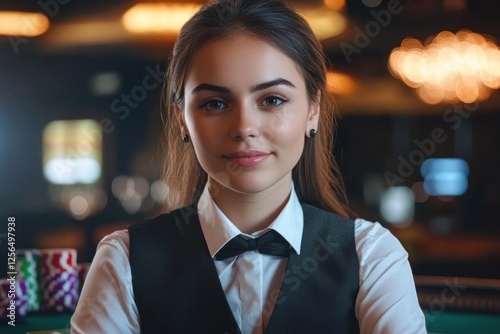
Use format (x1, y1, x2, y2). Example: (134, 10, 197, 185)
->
(355, 219, 426, 334)
(70, 230, 140, 334)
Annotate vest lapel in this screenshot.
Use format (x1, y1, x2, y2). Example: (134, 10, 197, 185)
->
(129, 207, 242, 334)
(174, 208, 243, 333)
(264, 204, 360, 334)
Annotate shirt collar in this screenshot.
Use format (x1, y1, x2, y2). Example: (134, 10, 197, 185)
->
(197, 183, 303, 258)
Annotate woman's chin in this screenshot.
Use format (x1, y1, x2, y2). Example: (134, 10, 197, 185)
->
(208, 174, 291, 198)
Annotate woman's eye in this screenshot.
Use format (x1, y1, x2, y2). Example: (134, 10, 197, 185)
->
(261, 96, 286, 107)
(201, 100, 227, 110)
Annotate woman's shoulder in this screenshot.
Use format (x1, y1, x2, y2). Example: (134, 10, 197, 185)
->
(354, 218, 391, 240)
(96, 229, 130, 258)
(99, 228, 129, 243)
(353, 218, 408, 264)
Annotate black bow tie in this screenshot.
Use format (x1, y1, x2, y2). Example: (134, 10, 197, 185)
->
(214, 230, 290, 261)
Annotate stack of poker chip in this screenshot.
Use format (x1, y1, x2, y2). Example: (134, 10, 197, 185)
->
(40, 248, 79, 312)
(15, 249, 42, 312)
(0, 279, 29, 318)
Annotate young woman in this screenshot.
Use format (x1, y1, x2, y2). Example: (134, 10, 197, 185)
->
(71, 0, 426, 333)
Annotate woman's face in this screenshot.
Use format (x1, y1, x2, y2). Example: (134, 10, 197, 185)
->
(181, 33, 319, 196)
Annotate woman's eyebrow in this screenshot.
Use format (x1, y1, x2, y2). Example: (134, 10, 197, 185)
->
(250, 78, 296, 92)
(191, 83, 231, 94)
(191, 78, 296, 95)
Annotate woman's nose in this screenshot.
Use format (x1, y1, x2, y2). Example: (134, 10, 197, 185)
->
(230, 103, 260, 140)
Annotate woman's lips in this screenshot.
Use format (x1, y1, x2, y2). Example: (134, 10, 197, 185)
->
(224, 150, 270, 167)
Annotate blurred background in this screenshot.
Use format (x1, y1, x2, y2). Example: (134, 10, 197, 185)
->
(1, 0, 499, 281)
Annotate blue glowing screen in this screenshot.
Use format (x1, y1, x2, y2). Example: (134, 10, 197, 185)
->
(421, 158, 469, 196)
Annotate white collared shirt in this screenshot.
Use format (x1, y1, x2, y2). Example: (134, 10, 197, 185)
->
(71, 185, 426, 334)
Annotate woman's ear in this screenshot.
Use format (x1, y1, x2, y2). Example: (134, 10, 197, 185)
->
(306, 90, 321, 137)
(174, 104, 188, 135)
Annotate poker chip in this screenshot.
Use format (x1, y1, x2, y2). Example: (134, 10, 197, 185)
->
(15, 249, 42, 311)
(40, 248, 79, 312)
(40, 272, 79, 312)
(0, 279, 29, 318)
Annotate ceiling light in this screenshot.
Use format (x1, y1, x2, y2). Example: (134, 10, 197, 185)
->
(122, 3, 202, 34)
(0, 11, 50, 37)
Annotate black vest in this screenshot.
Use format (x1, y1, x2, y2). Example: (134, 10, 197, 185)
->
(129, 203, 360, 334)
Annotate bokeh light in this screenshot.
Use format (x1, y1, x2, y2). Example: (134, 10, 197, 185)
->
(150, 180, 170, 204)
(122, 3, 202, 34)
(389, 30, 500, 104)
(43, 120, 102, 185)
(421, 158, 469, 196)
(0, 11, 50, 37)
(111, 176, 150, 214)
(380, 186, 415, 227)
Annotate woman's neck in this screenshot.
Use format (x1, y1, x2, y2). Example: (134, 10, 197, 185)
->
(208, 176, 292, 234)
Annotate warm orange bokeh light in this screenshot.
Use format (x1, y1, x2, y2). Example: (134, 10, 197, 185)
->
(122, 3, 202, 34)
(389, 30, 500, 104)
(299, 9, 346, 40)
(323, 0, 346, 11)
(326, 71, 356, 95)
(0, 11, 50, 37)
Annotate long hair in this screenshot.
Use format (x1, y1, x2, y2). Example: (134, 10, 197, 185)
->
(162, 0, 351, 217)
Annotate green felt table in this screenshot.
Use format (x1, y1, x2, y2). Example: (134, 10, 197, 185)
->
(1, 310, 499, 333)
(0, 312, 71, 334)
(424, 310, 500, 334)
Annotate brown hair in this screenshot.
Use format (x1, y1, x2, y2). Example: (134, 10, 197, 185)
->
(162, 0, 351, 217)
